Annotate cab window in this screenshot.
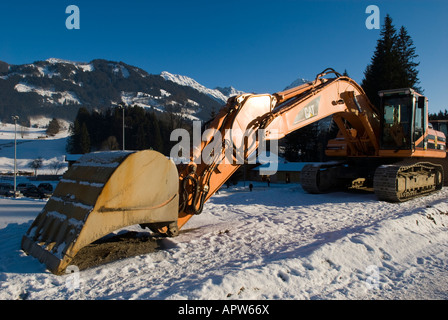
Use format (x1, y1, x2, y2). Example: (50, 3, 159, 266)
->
(381, 96, 412, 149)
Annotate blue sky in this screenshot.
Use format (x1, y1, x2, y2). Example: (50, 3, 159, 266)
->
(0, 0, 447, 112)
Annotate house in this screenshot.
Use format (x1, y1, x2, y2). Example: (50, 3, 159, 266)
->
(250, 160, 312, 183)
(65, 154, 82, 168)
(248, 152, 313, 183)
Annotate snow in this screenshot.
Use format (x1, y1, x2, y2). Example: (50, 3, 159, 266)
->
(73, 151, 132, 168)
(14, 83, 81, 105)
(161, 71, 244, 104)
(46, 58, 94, 72)
(1, 182, 448, 300)
(110, 63, 130, 78)
(120, 91, 162, 110)
(46, 58, 78, 65)
(1, 123, 448, 300)
(284, 77, 310, 90)
(77, 64, 94, 72)
(160, 89, 171, 97)
(36, 66, 60, 78)
(0, 120, 70, 176)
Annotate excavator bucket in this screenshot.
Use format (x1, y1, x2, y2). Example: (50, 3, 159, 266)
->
(21, 150, 179, 275)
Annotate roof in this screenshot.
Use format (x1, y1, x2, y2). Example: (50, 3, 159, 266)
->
(252, 161, 315, 175)
(65, 154, 83, 162)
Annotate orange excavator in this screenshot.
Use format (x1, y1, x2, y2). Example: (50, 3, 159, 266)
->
(22, 68, 447, 274)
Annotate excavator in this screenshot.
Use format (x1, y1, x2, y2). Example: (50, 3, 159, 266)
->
(21, 68, 447, 274)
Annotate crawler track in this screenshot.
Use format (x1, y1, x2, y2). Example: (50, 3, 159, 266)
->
(300, 162, 344, 193)
(373, 162, 443, 202)
(301, 160, 444, 202)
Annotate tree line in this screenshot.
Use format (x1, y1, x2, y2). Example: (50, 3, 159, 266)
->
(429, 110, 448, 121)
(66, 105, 192, 155)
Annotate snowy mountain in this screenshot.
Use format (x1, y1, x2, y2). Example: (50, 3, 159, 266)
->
(284, 77, 310, 90)
(160, 71, 244, 105)
(0, 59, 243, 123)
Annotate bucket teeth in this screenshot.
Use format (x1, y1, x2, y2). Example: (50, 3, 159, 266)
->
(21, 150, 179, 274)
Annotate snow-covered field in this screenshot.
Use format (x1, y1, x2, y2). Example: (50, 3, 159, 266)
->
(0, 120, 448, 300)
(0, 118, 69, 177)
(1, 183, 448, 300)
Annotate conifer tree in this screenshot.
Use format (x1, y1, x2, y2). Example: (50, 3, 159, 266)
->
(361, 15, 422, 107)
(80, 122, 91, 154)
(396, 26, 422, 92)
(67, 107, 91, 154)
(136, 124, 148, 150)
(150, 112, 164, 154)
(66, 119, 81, 154)
(362, 15, 400, 107)
(46, 118, 60, 136)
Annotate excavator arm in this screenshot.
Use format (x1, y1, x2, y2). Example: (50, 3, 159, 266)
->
(22, 68, 383, 274)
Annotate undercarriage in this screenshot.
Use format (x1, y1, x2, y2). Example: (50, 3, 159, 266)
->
(300, 158, 446, 202)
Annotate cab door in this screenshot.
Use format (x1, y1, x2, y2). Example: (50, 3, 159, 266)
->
(380, 94, 412, 150)
(413, 96, 426, 149)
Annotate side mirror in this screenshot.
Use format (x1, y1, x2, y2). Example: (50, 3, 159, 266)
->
(418, 96, 426, 109)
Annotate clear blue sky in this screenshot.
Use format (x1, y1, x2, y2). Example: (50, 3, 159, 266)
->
(1, 0, 447, 112)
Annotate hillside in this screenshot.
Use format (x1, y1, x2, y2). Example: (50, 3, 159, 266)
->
(0, 58, 243, 124)
(0, 57, 317, 127)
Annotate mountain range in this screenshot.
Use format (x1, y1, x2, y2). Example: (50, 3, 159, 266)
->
(0, 58, 305, 124)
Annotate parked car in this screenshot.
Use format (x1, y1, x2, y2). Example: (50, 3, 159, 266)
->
(22, 185, 49, 199)
(38, 183, 53, 193)
(0, 183, 14, 197)
(17, 183, 35, 192)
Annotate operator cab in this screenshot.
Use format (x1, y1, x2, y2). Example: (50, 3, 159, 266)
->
(378, 88, 427, 150)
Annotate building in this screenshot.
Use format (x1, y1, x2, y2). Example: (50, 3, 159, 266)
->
(248, 152, 312, 183)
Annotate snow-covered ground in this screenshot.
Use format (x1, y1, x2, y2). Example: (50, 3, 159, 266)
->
(0, 120, 448, 300)
(0, 118, 70, 177)
(1, 182, 448, 300)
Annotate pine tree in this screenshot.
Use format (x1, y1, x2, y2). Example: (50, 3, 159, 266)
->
(66, 107, 91, 154)
(46, 118, 60, 136)
(66, 119, 81, 154)
(362, 15, 422, 107)
(80, 122, 91, 154)
(396, 26, 422, 93)
(136, 124, 148, 150)
(151, 113, 164, 154)
(361, 14, 400, 107)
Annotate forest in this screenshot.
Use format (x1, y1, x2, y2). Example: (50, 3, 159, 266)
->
(66, 105, 192, 156)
